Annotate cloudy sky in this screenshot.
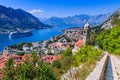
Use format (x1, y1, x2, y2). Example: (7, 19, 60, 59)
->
(0, 0, 120, 18)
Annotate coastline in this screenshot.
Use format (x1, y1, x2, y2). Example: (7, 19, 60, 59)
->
(0, 27, 54, 34)
(0, 27, 64, 52)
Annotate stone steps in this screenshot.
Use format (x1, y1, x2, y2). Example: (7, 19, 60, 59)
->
(86, 52, 108, 80)
(86, 53, 120, 80)
(110, 55, 120, 80)
(104, 56, 114, 80)
(62, 52, 120, 80)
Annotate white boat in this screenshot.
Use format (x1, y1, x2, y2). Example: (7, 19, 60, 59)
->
(9, 31, 33, 38)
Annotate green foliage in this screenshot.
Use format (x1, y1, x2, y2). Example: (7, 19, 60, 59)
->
(6, 58, 14, 68)
(3, 45, 102, 80)
(17, 63, 36, 80)
(60, 56, 75, 72)
(96, 25, 120, 55)
(51, 48, 75, 79)
(52, 60, 61, 68)
(86, 33, 97, 46)
(37, 63, 56, 80)
(31, 51, 38, 65)
(61, 48, 72, 58)
(4, 58, 15, 80)
(74, 61, 96, 80)
(3, 52, 56, 80)
(17, 52, 25, 56)
(69, 46, 102, 79)
(74, 46, 102, 66)
(52, 45, 102, 79)
(10, 42, 32, 50)
(51, 56, 75, 79)
(111, 14, 120, 26)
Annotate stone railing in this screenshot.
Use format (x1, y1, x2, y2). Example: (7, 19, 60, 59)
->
(86, 53, 108, 80)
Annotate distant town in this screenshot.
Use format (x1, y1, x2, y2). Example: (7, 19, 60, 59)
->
(0, 23, 90, 69)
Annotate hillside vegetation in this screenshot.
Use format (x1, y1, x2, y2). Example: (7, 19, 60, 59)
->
(52, 46, 102, 80)
(2, 52, 56, 80)
(96, 9, 120, 55)
(96, 25, 120, 55)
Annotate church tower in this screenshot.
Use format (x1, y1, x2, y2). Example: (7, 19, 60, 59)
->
(83, 23, 90, 45)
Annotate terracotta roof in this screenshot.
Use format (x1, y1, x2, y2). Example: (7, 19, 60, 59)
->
(75, 39, 83, 48)
(21, 54, 33, 61)
(0, 63, 5, 68)
(40, 55, 61, 63)
(49, 42, 70, 50)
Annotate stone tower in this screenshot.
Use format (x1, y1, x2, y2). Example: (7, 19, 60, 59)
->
(83, 23, 90, 45)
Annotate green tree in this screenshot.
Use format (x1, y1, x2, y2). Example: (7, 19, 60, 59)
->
(74, 46, 102, 66)
(31, 51, 38, 65)
(3, 58, 15, 80)
(3, 53, 56, 80)
(96, 25, 120, 55)
(52, 60, 61, 68)
(61, 48, 72, 58)
(37, 63, 56, 80)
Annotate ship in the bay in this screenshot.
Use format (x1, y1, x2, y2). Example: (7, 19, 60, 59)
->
(9, 30, 33, 38)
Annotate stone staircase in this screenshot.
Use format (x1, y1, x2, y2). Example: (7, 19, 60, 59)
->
(104, 56, 114, 80)
(110, 55, 120, 80)
(61, 51, 120, 80)
(87, 52, 120, 80)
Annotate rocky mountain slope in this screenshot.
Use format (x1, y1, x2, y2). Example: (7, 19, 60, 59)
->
(44, 13, 111, 27)
(101, 9, 120, 29)
(0, 5, 51, 33)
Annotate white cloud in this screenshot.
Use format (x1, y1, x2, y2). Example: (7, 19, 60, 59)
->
(29, 9, 44, 14)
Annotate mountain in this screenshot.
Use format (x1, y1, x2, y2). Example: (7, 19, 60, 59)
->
(101, 9, 120, 29)
(44, 13, 111, 28)
(96, 9, 120, 55)
(0, 5, 51, 32)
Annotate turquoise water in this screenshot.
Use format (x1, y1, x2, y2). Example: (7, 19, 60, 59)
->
(0, 27, 71, 51)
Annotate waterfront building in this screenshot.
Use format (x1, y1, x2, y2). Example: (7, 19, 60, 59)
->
(3, 47, 14, 54)
(22, 44, 31, 53)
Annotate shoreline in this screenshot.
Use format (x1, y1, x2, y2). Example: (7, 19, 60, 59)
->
(0, 27, 54, 34)
(0, 27, 63, 52)
(0, 26, 82, 52)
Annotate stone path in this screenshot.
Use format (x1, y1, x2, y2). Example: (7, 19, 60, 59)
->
(104, 56, 114, 80)
(104, 54, 120, 80)
(110, 55, 120, 80)
(87, 53, 120, 80)
(62, 52, 120, 80)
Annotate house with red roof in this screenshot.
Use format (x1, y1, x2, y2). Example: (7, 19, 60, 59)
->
(75, 39, 83, 48)
(49, 42, 70, 54)
(40, 55, 61, 64)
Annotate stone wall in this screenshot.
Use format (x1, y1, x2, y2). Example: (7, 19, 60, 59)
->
(86, 53, 108, 80)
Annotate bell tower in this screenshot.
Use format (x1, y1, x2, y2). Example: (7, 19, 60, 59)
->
(83, 23, 90, 45)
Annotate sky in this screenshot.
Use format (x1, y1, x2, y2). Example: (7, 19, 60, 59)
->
(0, 0, 120, 18)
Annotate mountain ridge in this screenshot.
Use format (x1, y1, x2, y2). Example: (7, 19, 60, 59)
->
(43, 13, 111, 27)
(0, 5, 52, 33)
(101, 8, 120, 29)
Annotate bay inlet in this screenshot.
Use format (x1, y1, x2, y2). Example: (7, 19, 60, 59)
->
(0, 27, 71, 51)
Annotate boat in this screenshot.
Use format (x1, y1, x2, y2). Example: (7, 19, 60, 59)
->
(9, 31, 33, 38)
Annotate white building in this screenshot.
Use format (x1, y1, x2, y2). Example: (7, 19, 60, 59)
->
(22, 44, 31, 53)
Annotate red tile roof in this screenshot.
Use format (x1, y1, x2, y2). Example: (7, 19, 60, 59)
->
(21, 54, 32, 61)
(40, 55, 61, 63)
(0, 63, 5, 68)
(75, 39, 83, 48)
